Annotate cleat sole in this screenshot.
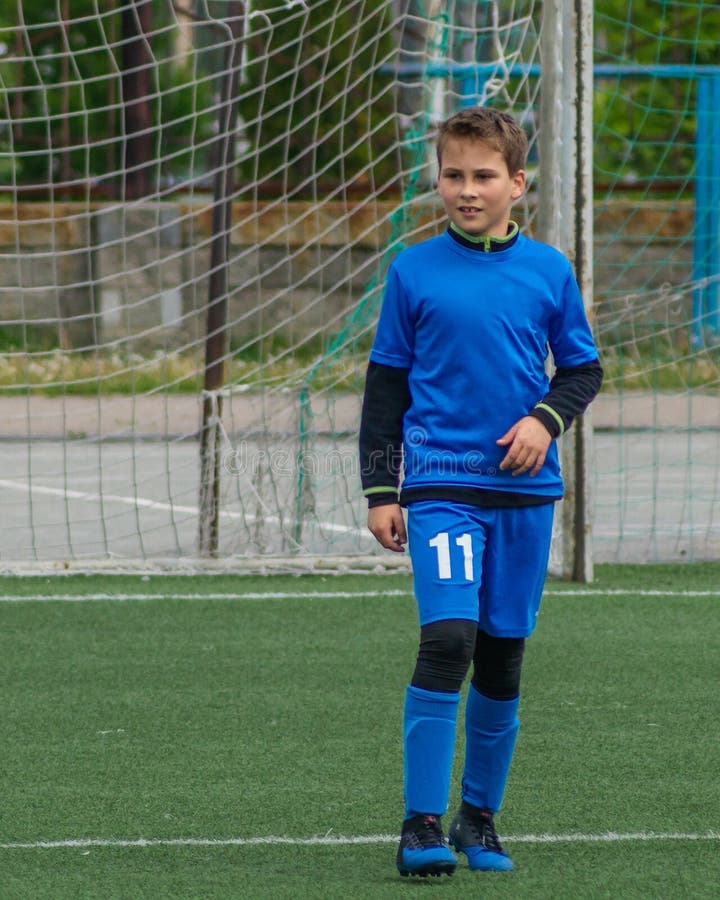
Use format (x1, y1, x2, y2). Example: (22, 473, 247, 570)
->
(397, 862, 457, 878)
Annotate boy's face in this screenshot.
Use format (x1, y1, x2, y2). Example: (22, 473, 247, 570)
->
(437, 137, 525, 238)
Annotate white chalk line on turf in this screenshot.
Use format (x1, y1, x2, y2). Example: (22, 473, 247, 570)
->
(0, 479, 371, 538)
(2, 831, 720, 850)
(0, 590, 413, 603)
(0, 588, 718, 604)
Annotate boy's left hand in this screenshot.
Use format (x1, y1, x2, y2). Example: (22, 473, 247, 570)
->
(496, 416, 552, 477)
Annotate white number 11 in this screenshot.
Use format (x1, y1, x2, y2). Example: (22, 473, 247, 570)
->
(428, 531, 474, 581)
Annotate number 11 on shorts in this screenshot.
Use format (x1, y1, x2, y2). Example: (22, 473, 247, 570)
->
(428, 532, 474, 581)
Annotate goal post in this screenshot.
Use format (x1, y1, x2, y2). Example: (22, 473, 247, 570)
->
(537, 0, 595, 581)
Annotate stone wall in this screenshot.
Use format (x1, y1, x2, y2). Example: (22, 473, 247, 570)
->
(0, 200, 695, 351)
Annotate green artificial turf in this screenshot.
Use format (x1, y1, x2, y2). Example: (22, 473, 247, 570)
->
(0, 566, 718, 898)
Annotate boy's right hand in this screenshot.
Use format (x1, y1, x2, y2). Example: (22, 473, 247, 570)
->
(367, 503, 407, 552)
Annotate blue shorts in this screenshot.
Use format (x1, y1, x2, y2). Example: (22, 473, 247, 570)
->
(406, 500, 555, 638)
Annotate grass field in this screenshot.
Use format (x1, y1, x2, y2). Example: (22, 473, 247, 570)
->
(1, 564, 719, 899)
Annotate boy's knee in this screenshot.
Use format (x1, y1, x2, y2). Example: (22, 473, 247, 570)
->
(471, 629, 526, 700)
(411, 618, 477, 693)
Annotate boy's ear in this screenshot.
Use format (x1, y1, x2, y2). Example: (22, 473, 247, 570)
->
(511, 169, 526, 199)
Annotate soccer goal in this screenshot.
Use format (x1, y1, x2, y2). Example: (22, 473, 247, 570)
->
(1, 1, 717, 574)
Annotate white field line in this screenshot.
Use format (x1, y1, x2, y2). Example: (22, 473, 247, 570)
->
(0, 590, 412, 603)
(0, 479, 370, 538)
(0, 588, 718, 604)
(544, 589, 720, 597)
(2, 831, 720, 850)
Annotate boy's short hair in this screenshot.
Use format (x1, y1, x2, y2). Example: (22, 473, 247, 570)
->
(436, 107, 528, 175)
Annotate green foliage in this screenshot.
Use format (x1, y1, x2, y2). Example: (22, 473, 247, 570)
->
(594, 1, 720, 191)
(0, 347, 369, 395)
(2, 2, 716, 198)
(0, 1, 215, 193)
(237, 0, 400, 198)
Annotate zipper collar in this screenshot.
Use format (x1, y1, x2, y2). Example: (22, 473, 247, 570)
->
(448, 220, 520, 252)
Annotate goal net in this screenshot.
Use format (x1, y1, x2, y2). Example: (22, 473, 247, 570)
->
(591, 2, 720, 564)
(0, 1, 717, 571)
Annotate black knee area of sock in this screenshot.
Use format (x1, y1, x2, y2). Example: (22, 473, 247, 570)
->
(471, 629, 525, 700)
(410, 618, 477, 693)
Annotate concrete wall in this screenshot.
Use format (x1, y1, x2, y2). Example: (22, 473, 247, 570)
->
(0, 200, 695, 351)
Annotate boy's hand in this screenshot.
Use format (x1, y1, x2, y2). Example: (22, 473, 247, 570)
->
(496, 416, 552, 477)
(367, 503, 407, 552)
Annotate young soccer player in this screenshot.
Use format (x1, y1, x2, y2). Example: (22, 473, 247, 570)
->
(359, 106, 603, 878)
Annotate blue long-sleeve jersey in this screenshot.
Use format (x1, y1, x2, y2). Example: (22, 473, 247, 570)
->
(361, 229, 600, 501)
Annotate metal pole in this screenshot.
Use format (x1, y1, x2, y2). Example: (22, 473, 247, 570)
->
(707, 75, 720, 341)
(538, 0, 594, 581)
(692, 77, 710, 349)
(538, 0, 572, 578)
(537, 0, 564, 251)
(198, 3, 244, 557)
(572, 0, 595, 582)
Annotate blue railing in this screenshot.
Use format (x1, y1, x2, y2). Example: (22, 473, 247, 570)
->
(387, 61, 720, 347)
(693, 74, 720, 347)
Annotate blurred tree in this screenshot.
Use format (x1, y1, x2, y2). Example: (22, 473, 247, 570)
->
(594, 0, 720, 192)
(122, 0, 154, 199)
(1, 2, 717, 198)
(0, 0, 215, 197)
(237, 0, 401, 198)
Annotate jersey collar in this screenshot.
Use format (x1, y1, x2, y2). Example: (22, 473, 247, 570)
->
(448, 220, 520, 252)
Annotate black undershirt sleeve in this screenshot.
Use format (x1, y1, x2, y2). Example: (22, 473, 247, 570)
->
(358, 361, 411, 507)
(529, 359, 604, 438)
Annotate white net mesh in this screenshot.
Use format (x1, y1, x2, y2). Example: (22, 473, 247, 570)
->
(0, 1, 545, 567)
(2, 1, 718, 570)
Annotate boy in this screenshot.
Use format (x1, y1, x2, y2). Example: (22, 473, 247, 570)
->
(358, 107, 602, 878)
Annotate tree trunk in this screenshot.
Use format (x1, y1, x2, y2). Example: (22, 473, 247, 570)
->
(121, 0, 153, 199)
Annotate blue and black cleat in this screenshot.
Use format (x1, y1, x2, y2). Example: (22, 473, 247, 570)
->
(396, 813, 458, 878)
(448, 802, 514, 871)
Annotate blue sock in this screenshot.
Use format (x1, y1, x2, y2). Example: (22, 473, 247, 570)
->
(403, 684, 460, 818)
(461, 684, 520, 813)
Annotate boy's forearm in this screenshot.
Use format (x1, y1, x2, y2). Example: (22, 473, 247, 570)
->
(359, 361, 411, 502)
(529, 358, 603, 437)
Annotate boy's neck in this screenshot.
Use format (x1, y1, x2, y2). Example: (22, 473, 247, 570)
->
(449, 221, 520, 252)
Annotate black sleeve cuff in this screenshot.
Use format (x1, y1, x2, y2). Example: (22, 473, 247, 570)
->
(539, 359, 604, 434)
(528, 406, 561, 438)
(366, 491, 401, 509)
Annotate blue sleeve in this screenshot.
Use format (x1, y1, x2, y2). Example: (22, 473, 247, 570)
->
(547, 268, 598, 367)
(369, 262, 414, 369)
